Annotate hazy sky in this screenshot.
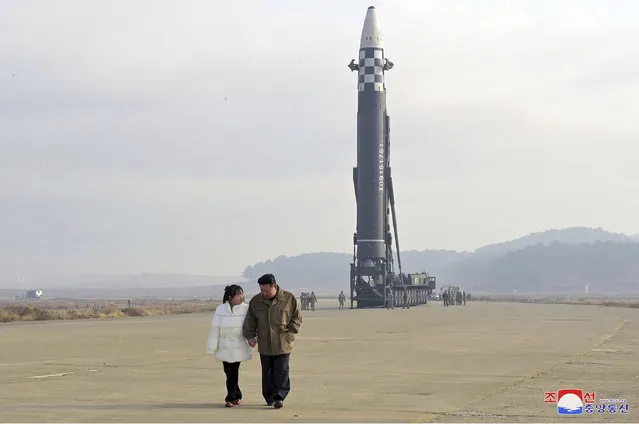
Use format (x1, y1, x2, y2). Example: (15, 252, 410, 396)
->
(1, 0, 638, 281)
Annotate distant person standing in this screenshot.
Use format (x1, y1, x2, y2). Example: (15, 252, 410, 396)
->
(385, 285, 395, 309)
(338, 291, 346, 311)
(206, 284, 252, 407)
(243, 274, 303, 409)
(309, 291, 317, 311)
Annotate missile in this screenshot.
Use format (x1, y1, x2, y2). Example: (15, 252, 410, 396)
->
(349, 6, 394, 272)
(348, 7, 436, 309)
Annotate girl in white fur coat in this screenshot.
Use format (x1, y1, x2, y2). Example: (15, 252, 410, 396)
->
(206, 284, 253, 407)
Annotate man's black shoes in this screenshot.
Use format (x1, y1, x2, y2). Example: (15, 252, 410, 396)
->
(264, 397, 283, 408)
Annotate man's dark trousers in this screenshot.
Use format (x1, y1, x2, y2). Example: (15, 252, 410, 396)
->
(222, 361, 242, 403)
(260, 353, 290, 403)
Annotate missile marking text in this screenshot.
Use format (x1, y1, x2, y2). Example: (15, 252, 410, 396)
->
(378, 143, 384, 192)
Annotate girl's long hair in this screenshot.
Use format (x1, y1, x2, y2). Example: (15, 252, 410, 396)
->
(223, 284, 244, 304)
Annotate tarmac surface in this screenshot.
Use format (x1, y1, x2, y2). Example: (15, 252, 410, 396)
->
(1, 300, 637, 422)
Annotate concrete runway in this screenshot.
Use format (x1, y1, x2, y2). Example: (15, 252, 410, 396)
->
(1, 300, 637, 422)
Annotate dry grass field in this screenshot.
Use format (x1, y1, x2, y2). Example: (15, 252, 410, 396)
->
(0, 299, 219, 323)
(1, 299, 638, 422)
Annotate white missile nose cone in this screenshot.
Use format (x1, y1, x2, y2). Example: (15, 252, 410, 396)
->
(360, 6, 382, 48)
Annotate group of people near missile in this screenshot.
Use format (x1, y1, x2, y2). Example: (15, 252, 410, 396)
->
(383, 285, 414, 309)
(299, 291, 318, 311)
(299, 290, 349, 311)
(442, 288, 468, 306)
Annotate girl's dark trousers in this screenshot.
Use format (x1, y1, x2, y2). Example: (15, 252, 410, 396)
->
(222, 361, 242, 403)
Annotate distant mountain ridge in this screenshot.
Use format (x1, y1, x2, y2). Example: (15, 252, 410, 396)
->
(473, 227, 636, 258)
(242, 227, 639, 294)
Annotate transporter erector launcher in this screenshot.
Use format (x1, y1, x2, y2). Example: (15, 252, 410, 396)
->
(348, 6, 436, 309)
